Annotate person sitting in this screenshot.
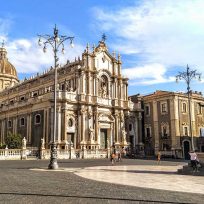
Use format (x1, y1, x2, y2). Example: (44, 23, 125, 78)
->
(189, 151, 199, 172)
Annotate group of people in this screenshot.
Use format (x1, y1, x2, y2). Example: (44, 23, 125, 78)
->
(111, 149, 125, 165)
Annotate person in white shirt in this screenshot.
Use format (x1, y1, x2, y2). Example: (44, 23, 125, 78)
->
(189, 151, 199, 172)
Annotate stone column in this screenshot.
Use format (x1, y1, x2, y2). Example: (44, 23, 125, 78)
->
(13, 117, 17, 135)
(114, 112, 119, 143)
(27, 113, 32, 144)
(57, 107, 61, 143)
(1, 120, 4, 144)
(26, 114, 30, 143)
(115, 79, 118, 99)
(82, 72, 86, 94)
(43, 110, 46, 142)
(87, 72, 91, 95)
(46, 108, 49, 147)
(138, 113, 143, 145)
(95, 75, 99, 96)
(62, 109, 67, 142)
(94, 109, 99, 144)
(81, 108, 86, 145)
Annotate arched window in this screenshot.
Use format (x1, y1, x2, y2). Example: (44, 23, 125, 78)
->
(20, 117, 25, 126)
(35, 114, 41, 124)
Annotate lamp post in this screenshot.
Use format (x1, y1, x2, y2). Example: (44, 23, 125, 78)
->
(176, 65, 201, 151)
(38, 25, 74, 169)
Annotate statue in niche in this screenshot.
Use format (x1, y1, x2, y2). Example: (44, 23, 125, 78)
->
(99, 76, 108, 98)
(65, 79, 71, 91)
(41, 138, 45, 149)
(89, 128, 95, 141)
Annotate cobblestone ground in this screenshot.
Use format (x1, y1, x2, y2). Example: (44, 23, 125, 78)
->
(0, 159, 203, 204)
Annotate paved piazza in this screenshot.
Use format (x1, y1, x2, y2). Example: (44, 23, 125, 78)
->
(0, 159, 204, 204)
(75, 165, 204, 194)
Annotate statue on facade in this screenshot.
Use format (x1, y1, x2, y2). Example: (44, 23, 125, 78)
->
(41, 137, 45, 149)
(65, 79, 71, 91)
(102, 84, 107, 98)
(22, 137, 27, 149)
(89, 128, 95, 141)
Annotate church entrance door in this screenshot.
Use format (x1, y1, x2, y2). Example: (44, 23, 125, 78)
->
(100, 129, 107, 149)
(183, 140, 190, 160)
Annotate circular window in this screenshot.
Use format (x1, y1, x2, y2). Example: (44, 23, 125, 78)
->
(68, 119, 73, 127)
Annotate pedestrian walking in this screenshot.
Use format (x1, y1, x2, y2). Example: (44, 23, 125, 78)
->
(111, 153, 116, 165)
(118, 151, 122, 162)
(157, 151, 161, 164)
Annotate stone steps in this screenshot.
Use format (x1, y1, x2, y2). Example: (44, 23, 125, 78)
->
(177, 164, 204, 176)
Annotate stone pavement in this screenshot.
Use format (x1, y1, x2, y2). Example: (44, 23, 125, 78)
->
(0, 159, 204, 204)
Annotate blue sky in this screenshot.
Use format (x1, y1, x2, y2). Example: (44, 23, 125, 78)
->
(1, 0, 204, 96)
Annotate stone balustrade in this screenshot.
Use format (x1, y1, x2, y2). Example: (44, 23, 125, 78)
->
(0, 149, 22, 160)
(0, 148, 109, 160)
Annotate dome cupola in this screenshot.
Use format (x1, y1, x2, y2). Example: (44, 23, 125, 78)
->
(0, 41, 19, 91)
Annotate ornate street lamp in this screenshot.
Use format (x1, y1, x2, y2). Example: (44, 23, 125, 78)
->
(38, 25, 74, 169)
(176, 65, 201, 151)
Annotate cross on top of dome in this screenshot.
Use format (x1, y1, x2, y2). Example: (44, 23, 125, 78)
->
(0, 40, 7, 60)
(1, 40, 5, 48)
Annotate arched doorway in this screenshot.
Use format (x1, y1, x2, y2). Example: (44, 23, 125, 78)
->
(183, 140, 190, 160)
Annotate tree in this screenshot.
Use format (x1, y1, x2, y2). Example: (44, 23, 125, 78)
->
(5, 132, 22, 149)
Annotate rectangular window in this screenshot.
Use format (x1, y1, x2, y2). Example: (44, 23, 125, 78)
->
(182, 103, 187, 113)
(20, 118, 25, 126)
(161, 103, 167, 113)
(162, 126, 167, 137)
(198, 104, 202, 114)
(145, 105, 150, 116)
(146, 127, 151, 138)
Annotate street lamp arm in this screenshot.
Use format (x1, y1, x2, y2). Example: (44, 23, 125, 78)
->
(56, 36, 74, 50)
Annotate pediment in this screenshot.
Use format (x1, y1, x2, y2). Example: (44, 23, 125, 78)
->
(98, 114, 114, 122)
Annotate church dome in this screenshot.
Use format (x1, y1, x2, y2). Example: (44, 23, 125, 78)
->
(0, 47, 18, 77)
(0, 43, 19, 90)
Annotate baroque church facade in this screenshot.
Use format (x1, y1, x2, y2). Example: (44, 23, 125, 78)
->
(0, 40, 143, 151)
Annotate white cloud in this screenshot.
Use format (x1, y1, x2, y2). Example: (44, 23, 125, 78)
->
(122, 63, 174, 85)
(5, 38, 83, 73)
(0, 18, 84, 74)
(94, 0, 204, 85)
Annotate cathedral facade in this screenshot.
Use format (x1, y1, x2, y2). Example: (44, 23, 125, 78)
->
(0, 40, 142, 151)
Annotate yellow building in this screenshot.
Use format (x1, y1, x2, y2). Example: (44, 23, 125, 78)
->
(143, 90, 204, 159)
